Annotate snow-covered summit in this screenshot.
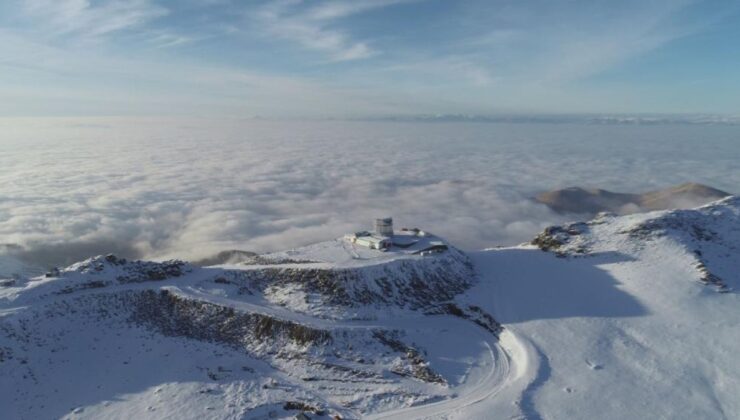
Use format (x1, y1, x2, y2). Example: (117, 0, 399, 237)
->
(2, 199, 740, 419)
(257, 229, 456, 268)
(462, 196, 740, 419)
(0, 229, 489, 419)
(531, 195, 740, 291)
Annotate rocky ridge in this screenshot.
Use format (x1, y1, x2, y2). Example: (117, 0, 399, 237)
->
(0, 237, 493, 419)
(532, 196, 739, 292)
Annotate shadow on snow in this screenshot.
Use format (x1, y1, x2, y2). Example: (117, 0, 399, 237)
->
(470, 248, 648, 324)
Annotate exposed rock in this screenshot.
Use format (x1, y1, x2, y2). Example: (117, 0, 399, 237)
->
(204, 252, 475, 311)
(63, 255, 190, 284)
(640, 183, 731, 211)
(283, 401, 325, 415)
(536, 183, 730, 215)
(56, 280, 108, 295)
(531, 222, 591, 255)
(425, 303, 502, 335)
(694, 260, 729, 292)
(621, 214, 719, 242)
(534, 196, 739, 292)
(128, 289, 332, 348)
(372, 330, 445, 384)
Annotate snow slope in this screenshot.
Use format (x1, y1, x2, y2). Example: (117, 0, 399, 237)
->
(461, 196, 740, 419)
(2, 198, 740, 419)
(0, 234, 499, 419)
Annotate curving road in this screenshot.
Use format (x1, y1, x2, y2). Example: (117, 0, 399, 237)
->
(21, 272, 538, 420)
(168, 285, 536, 420)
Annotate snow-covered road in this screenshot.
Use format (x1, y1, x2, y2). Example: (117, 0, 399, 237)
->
(116, 272, 535, 419)
(168, 281, 534, 420)
(365, 329, 532, 420)
(3, 259, 537, 420)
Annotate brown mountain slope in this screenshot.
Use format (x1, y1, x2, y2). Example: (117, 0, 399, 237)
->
(536, 183, 731, 215)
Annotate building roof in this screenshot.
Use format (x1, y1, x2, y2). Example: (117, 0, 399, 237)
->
(355, 235, 390, 245)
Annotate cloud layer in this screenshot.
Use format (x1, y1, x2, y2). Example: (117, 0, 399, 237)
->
(1, 118, 738, 272)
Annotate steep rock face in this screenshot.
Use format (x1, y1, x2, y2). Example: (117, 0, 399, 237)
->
(532, 196, 739, 291)
(128, 289, 333, 349)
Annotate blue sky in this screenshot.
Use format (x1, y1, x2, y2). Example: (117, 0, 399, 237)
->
(1, 0, 739, 117)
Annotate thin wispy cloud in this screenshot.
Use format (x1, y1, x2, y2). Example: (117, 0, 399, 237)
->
(254, 0, 420, 61)
(520, 0, 707, 83)
(0, 0, 738, 116)
(22, 0, 168, 38)
(304, 0, 418, 21)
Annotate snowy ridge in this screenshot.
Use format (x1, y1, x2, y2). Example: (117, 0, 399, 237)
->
(208, 236, 476, 319)
(256, 251, 475, 318)
(2, 198, 740, 419)
(532, 195, 740, 291)
(0, 236, 493, 419)
(463, 196, 740, 419)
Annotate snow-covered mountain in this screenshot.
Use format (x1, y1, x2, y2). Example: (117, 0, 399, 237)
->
(1, 199, 739, 419)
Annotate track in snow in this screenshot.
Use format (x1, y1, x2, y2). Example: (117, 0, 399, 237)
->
(366, 330, 518, 420)
(8, 267, 537, 420)
(169, 284, 533, 420)
(364, 251, 548, 420)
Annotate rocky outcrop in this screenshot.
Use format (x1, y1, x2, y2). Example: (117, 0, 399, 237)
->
(425, 303, 502, 335)
(693, 258, 729, 292)
(62, 254, 190, 284)
(128, 289, 332, 349)
(531, 221, 593, 256)
(372, 330, 445, 384)
(532, 196, 738, 292)
(620, 212, 719, 242)
(207, 249, 476, 311)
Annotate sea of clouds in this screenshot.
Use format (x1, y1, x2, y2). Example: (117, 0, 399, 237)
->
(1, 117, 738, 273)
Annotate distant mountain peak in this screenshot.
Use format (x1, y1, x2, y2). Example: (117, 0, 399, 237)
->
(536, 182, 730, 215)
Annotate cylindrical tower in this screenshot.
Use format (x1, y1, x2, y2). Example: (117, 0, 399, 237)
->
(374, 217, 393, 237)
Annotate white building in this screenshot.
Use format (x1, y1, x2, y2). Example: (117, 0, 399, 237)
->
(346, 219, 394, 251)
(374, 217, 393, 237)
(354, 235, 391, 250)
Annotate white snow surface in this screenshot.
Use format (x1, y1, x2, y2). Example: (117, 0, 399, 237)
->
(259, 230, 449, 267)
(1, 197, 740, 419)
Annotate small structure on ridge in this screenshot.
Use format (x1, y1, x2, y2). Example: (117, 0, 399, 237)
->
(345, 217, 394, 251)
(344, 217, 448, 255)
(374, 217, 394, 237)
(352, 234, 391, 250)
